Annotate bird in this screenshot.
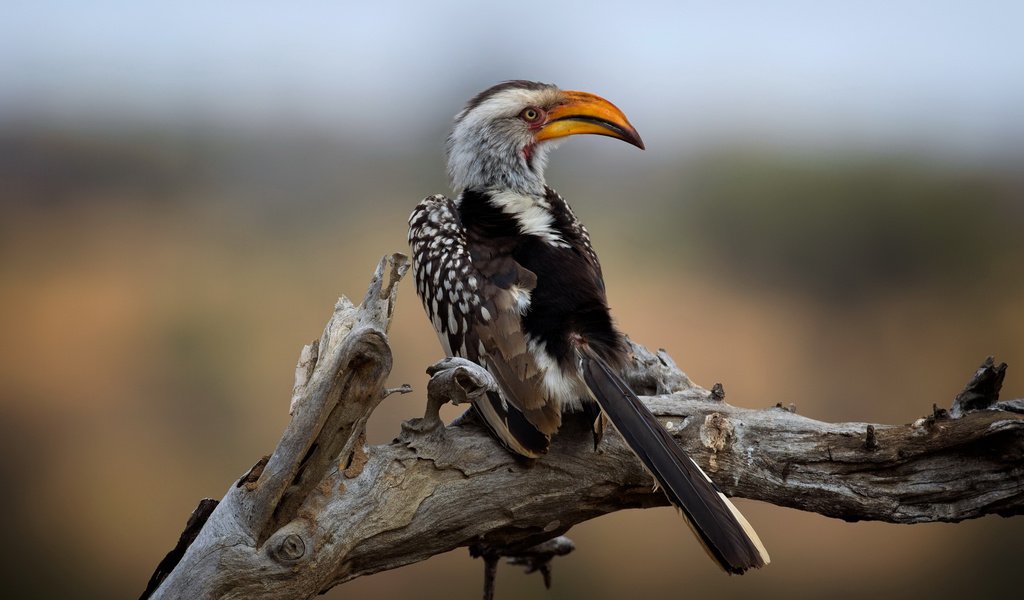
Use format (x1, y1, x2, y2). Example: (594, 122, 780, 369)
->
(407, 80, 769, 574)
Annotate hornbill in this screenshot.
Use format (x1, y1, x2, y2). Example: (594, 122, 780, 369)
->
(408, 80, 769, 574)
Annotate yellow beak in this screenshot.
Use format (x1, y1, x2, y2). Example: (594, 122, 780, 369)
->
(534, 90, 644, 149)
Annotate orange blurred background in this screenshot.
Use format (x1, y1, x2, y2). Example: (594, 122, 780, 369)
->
(2, 3, 1023, 599)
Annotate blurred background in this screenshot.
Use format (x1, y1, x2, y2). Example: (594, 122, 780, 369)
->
(2, 1, 1023, 598)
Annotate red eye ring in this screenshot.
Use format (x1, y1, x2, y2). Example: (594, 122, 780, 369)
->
(520, 107, 545, 125)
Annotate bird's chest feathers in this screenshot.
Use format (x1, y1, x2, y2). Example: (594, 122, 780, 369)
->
(486, 190, 568, 247)
(458, 189, 599, 303)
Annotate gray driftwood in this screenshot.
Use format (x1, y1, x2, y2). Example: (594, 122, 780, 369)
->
(143, 253, 1024, 600)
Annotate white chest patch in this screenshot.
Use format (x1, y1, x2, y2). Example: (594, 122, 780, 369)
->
(488, 190, 566, 246)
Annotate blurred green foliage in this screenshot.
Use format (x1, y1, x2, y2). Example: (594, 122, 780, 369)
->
(674, 153, 1023, 301)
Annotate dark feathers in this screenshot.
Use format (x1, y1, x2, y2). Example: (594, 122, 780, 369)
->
(580, 346, 769, 573)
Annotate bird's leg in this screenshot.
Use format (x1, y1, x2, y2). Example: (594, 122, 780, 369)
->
(402, 357, 497, 434)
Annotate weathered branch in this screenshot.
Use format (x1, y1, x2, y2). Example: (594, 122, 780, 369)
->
(145, 254, 1024, 600)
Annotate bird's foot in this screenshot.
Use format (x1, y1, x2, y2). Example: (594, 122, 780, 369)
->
(401, 357, 497, 435)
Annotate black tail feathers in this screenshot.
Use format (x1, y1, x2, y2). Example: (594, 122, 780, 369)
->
(580, 347, 769, 574)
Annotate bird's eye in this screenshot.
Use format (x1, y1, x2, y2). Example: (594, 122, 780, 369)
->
(520, 107, 545, 124)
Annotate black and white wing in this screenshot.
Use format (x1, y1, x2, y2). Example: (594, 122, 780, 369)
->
(408, 194, 558, 457)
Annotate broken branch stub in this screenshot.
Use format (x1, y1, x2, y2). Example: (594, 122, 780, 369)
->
(145, 254, 409, 600)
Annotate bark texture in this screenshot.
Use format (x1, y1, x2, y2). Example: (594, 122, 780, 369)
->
(144, 254, 1024, 600)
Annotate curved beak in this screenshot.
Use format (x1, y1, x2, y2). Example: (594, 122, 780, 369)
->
(534, 90, 644, 150)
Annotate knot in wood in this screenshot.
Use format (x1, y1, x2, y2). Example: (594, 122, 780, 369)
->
(270, 533, 306, 564)
(699, 413, 735, 472)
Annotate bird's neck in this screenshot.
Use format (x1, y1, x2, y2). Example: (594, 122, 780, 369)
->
(448, 140, 553, 197)
(455, 167, 546, 198)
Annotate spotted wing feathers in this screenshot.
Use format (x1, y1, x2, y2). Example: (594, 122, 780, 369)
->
(409, 195, 558, 456)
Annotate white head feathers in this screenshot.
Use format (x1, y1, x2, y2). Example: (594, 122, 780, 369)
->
(446, 81, 564, 196)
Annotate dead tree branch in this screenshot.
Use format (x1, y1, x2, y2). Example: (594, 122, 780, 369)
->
(144, 254, 1024, 600)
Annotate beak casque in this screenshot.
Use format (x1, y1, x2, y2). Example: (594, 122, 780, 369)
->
(534, 90, 645, 150)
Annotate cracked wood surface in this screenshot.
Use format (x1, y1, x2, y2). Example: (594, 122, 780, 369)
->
(144, 254, 1024, 600)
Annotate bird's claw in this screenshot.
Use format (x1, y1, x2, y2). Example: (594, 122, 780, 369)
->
(426, 356, 493, 381)
(402, 358, 498, 436)
(426, 357, 498, 402)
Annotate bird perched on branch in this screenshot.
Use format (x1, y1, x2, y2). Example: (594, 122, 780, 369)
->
(408, 80, 769, 574)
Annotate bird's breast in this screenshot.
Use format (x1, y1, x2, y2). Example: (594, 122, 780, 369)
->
(459, 190, 626, 375)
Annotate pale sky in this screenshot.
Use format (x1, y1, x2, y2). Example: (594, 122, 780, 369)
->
(2, 1, 1022, 161)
